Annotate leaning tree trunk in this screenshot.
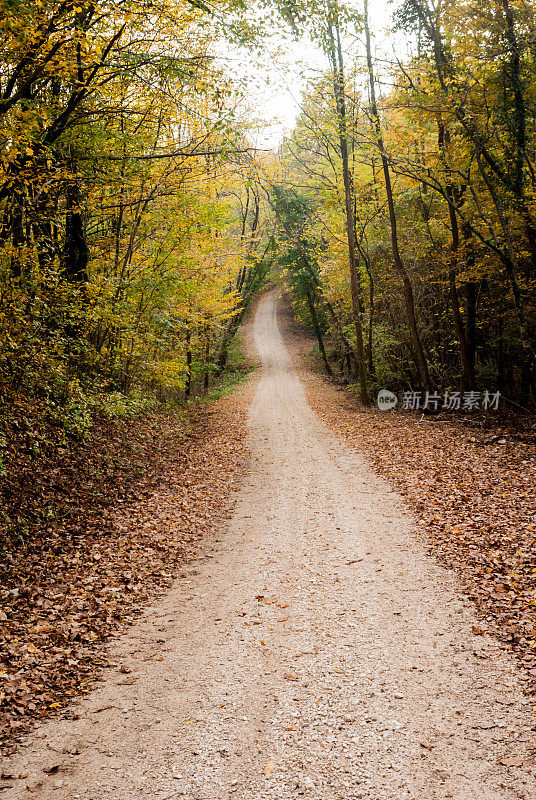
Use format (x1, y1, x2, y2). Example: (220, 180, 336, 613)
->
(305, 288, 332, 375)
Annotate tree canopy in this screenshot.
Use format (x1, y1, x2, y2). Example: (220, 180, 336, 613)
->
(271, 0, 536, 407)
(1, 0, 535, 452)
(0, 0, 274, 448)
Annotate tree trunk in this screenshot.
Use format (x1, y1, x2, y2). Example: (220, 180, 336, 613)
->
(184, 327, 192, 401)
(448, 269, 474, 390)
(364, 0, 431, 392)
(10, 192, 24, 278)
(326, 14, 369, 403)
(465, 281, 477, 383)
(324, 298, 358, 376)
(360, 254, 375, 377)
(305, 288, 332, 375)
(64, 179, 89, 284)
(443, 180, 476, 390)
(203, 329, 210, 395)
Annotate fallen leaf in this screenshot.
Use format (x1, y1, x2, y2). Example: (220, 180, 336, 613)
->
(283, 672, 299, 681)
(500, 756, 531, 768)
(0, 398, 250, 756)
(308, 387, 536, 695)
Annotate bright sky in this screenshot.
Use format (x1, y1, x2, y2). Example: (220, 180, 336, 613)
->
(217, 0, 396, 150)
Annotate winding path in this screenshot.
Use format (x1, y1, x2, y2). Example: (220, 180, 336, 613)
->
(3, 290, 536, 799)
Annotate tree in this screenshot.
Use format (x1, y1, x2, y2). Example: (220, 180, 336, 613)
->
(363, 0, 431, 392)
(0, 0, 270, 448)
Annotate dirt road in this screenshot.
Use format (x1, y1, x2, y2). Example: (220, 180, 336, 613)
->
(2, 290, 536, 799)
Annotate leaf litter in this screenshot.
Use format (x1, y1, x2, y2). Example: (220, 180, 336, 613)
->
(0, 392, 250, 756)
(306, 377, 536, 693)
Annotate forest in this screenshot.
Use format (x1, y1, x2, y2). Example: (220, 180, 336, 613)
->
(274, 0, 536, 409)
(0, 0, 276, 455)
(1, 0, 535, 458)
(2, 0, 536, 785)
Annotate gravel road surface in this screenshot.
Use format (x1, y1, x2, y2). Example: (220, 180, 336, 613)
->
(2, 289, 535, 799)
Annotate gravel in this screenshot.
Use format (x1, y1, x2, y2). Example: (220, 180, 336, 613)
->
(1, 289, 535, 800)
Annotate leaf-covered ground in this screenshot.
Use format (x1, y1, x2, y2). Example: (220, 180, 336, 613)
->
(306, 376, 536, 693)
(0, 390, 252, 756)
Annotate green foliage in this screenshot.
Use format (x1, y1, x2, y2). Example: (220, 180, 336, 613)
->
(0, 0, 271, 456)
(272, 0, 536, 401)
(205, 335, 255, 401)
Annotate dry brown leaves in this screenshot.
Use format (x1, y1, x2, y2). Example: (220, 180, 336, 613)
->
(0, 389, 251, 755)
(307, 377, 536, 691)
